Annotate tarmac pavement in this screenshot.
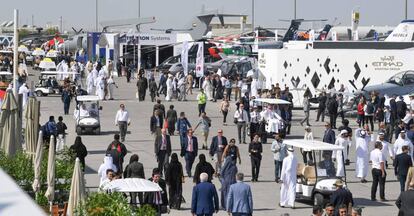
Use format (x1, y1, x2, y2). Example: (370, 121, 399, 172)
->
(31, 71, 401, 216)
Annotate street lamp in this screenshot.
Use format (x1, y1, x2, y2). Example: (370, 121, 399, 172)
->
(251, 0, 255, 31)
(95, 0, 98, 31)
(294, 0, 297, 19)
(405, 0, 408, 20)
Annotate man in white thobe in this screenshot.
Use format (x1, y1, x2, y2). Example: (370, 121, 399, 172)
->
(251, 78, 258, 98)
(333, 130, 349, 177)
(377, 132, 394, 168)
(165, 75, 173, 101)
(18, 83, 30, 107)
(86, 72, 94, 94)
(355, 128, 372, 183)
(202, 76, 213, 100)
(394, 131, 414, 162)
(96, 76, 105, 100)
(279, 146, 297, 208)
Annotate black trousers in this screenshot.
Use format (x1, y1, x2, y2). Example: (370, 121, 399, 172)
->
(316, 108, 325, 121)
(250, 122, 259, 142)
(250, 156, 261, 180)
(371, 168, 386, 200)
(198, 104, 206, 116)
(301, 150, 313, 164)
(222, 110, 228, 123)
(330, 113, 337, 128)
(365, 115, 374, 131)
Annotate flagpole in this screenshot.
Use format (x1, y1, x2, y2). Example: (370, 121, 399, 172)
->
(13, 9, 19, 98)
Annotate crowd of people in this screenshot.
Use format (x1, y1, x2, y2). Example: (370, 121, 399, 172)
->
(32, 57, 414, 216)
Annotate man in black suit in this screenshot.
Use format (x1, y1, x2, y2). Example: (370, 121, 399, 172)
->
(181, 128, 198, 177)
(155, 128, 172, 177)
(396, 182, 414, 216)
(153, 99, 166, 118)
(323, 122, 336, 158)
(209, 129, 228, 176)
(150, 109, 164, 137)
(144, 168, 168, 214)
(394, 145, 413, 192)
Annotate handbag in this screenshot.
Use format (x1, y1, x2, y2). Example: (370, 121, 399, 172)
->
(234, 118, 238, 124)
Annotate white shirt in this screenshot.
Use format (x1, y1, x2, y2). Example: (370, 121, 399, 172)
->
(370, 148, 385, 170)
(115, 109, 130, 124)
(234, 109, 249, 123)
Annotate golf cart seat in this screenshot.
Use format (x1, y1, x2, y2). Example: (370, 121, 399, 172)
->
(302, 166, 316, 185)
(297, 163, 306, 183)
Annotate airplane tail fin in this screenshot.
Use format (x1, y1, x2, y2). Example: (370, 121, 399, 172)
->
(385, 20, 414, 42)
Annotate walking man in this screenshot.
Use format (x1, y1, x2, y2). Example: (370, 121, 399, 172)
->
(279, 146, 297, 209)
(330, 179, 354, 215)
(395, 182, 414, 216)
(394, 145, 413, 191)
(300, 94, 311, 127)
(234, 103, 249, 144)
(209, 129, 228, 176)
(181, 128, 198, 177)
(316, 92, 327, 122)
(271, 133, 287, 183)
(106, 134, 128, 174)
(191, 173, 219, 216)
(154, 128, 172, 177)
(355, 128, 371, 183)
(115, 104, 130, 142)
(370, 141, 387, 201)
(197, 88, 207, 116)
(226, 173, 253, 216)
(249, 134, 263, 182)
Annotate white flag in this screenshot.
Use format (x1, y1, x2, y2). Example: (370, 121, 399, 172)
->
(195, 42, 204, 77)
(181, 41, 189, 76)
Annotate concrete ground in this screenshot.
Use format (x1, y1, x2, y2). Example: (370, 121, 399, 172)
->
(31, 70, 401, 216)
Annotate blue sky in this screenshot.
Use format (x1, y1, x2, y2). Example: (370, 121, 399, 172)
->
(0, 0, 409, 31)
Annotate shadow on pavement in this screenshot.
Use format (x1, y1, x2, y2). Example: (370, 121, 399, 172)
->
(354, 198, 393, 206)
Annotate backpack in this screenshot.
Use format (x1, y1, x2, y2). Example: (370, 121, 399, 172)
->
(366, 103, 374, 114)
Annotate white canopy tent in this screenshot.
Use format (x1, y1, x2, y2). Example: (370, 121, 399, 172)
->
(253, 98, 291, 105)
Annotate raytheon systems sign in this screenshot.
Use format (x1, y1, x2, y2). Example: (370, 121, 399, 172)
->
(371, 56, 404, 71)
(137, 34, 176, 46)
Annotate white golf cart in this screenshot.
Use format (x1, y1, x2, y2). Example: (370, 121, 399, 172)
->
(252, 98, 291, 139)
(74, 95, 102, 135)
(34, 71, 78, 96)
(283, 139, 346, 207)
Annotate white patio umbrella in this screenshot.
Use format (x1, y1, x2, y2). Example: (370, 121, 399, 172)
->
(17, 45, 29, 53)
(67, 158, 85, 216)
(0, 90, 21, 156)
(32, 131, 43, 192)
(44, 136, 55, 209)
(25, 97, 40, 155)
(32, 49, 46, 56)
(39, 59, 56, 70)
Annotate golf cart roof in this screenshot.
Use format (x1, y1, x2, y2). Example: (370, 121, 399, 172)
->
(253, 98, 291, 105)
(107, 178, 162, 192)
(0, 50, 13, 54)
(40, 71, 78, 75)
(284, 139, 344, 151)
(0, 72, 12, 75)
(76, 95, 100, 102)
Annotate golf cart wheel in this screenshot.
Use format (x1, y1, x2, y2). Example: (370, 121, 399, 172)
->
(76, 126, 82, 135)
(95, 127, 101, 135)
(36, 90, 44, 97)
(313, 193, 324, 207)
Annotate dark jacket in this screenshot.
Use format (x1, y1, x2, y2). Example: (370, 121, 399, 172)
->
(318, 95, 327, 109)
(166, 109, 178, 122)
(193, 161, 215, 184)
(182, 136, 198, 157)
(191, 182, 219, 215)
(56, 121, 67, 135)
(177, 117, 191, 134)
(153, 104, 166, 117)
(396, 100, 407, 119)
(69, 142, 88, 169)
(323, 128, 336, 144)
(124, 161, 145, 179)
(150, 115, 164, 133)
(394, 153, 413, 176)
(330, 188, 354, 215)
(136, 77, 148, 91)
(106, 141, 127, 173)
(396, 189, 414, 216)
(209, 136, 228, 157)
(154, 134, 172, 156)
(327, 98, 338, 114)
(144, 178, 168, 207)
(248, 141, 263, 160)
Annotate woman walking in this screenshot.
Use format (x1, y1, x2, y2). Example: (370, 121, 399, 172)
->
(220, 98, 230, 126)
(220, 154, 238, 209)
(249, 134, 263, 182)
(70, 136, 88, 171)
(165, 153, 183, 210)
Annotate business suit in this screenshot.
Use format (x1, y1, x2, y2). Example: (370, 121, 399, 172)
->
(182, 135, 198, 177)
(150, 115, 164, 136)
(191, 182, 219, 216)
(155, 134, 172, 177)
(396, 188, 414, 216)
(323, 128, 336, 157)
(144, 177, 168, 214)
(394, 153, 413, 192)
(226, 181, 253, 216)
(209, 135, 228, 174)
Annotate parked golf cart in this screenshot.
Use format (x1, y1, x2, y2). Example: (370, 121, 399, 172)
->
(74, 95, 102, 135)
(34, 71, 77, 96)
(283, 139, 346, 207)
